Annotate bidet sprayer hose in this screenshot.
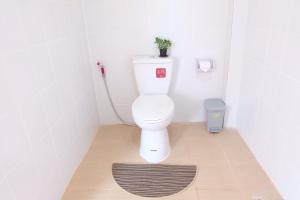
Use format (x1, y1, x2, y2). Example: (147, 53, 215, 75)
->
(97, 62, 136, 127)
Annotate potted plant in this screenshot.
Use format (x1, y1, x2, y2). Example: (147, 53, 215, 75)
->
(155, 37, 172, 57)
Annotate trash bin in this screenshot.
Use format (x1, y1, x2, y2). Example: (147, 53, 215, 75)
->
(204, 98, 226, 133)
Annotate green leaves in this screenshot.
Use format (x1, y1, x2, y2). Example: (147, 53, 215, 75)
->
(155, 37, 172, 49)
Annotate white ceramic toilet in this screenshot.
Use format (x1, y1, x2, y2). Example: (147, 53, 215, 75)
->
(132, 56, 175, 163)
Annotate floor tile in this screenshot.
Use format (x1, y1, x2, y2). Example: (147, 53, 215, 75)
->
(197, 189, 246, 200)
(61, 123, 283, 200)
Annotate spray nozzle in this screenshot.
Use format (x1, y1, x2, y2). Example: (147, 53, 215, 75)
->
(97, 61, 105, 77)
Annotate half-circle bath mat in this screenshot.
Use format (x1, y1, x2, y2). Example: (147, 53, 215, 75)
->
(112, 163, 197, 198)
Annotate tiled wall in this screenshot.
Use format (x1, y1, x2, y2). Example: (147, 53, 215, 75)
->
(233, 0, 300, 199)
(0, 0, 99, 199)
(82, 0, 234, 123)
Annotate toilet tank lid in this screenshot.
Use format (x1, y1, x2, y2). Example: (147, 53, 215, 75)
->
(133, 56, 173, 64)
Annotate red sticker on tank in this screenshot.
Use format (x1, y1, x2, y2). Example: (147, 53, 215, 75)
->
(156, 68, 166, 78)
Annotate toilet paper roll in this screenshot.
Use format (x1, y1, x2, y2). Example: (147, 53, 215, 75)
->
(198, 59, 213, 72)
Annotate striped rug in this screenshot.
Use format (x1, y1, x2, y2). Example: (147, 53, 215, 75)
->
(112, 163, 197, 198)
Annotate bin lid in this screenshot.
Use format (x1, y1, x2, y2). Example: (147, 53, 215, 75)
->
(205, 98, 225, 111)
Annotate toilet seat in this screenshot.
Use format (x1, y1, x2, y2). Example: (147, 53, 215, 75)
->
(132, 95, 174, 124)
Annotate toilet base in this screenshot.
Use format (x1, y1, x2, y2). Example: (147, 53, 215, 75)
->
(139, 128, 171, 163)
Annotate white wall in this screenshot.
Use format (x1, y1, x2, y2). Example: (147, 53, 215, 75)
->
(224, 0, 248, 127)
(226, 0, 300, 199)
(82, 0, 234, 124)
(0, 0, 99, 200)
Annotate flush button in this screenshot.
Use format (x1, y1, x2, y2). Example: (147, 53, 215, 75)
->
(156, 68, 166, 78)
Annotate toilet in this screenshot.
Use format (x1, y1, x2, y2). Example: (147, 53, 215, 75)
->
(132, 56, 175, 163)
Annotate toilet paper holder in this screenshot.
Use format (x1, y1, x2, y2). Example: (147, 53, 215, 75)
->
(197, 59, 213, 72)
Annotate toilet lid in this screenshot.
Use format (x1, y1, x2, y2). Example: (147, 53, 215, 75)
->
(132, 95, 174, 122)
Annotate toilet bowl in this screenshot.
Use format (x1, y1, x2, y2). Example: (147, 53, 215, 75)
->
(132, 95, 174, 163)
(132, 56, 174, 163)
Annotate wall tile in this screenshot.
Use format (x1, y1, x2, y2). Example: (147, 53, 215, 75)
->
(234, 0, 300, 199)
(0, 0, 25, 54)
(0, 180, 15, 200)
(19, 95, 49, 143)
(0, 1, 99, 200)
(2, 51, 39, 101)
(0, 59, 15, 117)
(27, 45, 55, 91)
(18, 0, 47, 45)
(0, 113, 31, 174)
(42, 1, 71, 41)
(40, 83, 63, 128)
(7, 157, 40, 200)
(31, 135, 61, 200)
(281, 34, 300, 81)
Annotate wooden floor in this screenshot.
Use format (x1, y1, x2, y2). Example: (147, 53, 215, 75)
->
(62, 123, 282, 200)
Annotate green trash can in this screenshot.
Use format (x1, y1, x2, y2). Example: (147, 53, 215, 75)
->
(204, 98, 226, 133)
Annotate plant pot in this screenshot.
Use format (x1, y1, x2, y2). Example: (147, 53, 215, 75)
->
(159, 49, 168, 57)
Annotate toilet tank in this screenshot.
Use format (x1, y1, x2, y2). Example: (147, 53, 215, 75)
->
(133, 56, 173, 95)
